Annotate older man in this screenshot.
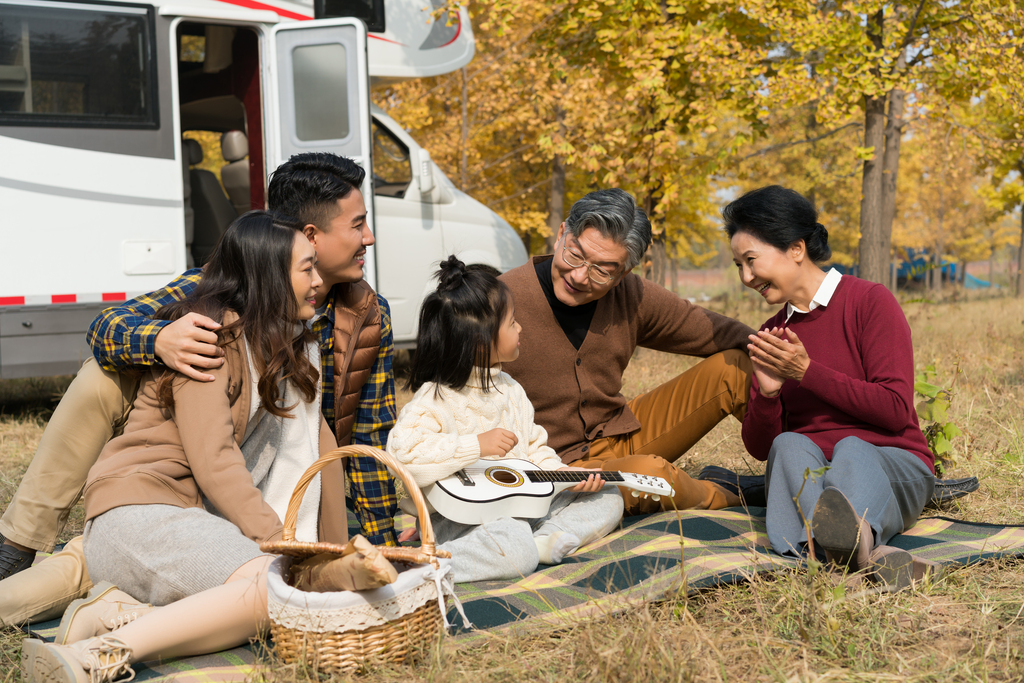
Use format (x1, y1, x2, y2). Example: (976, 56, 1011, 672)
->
(500, 189, 754, 515)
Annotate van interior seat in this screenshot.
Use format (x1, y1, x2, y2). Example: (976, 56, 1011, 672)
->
(181, 139, 197, 268)
(220, 130, 250, 217)
(188, 137, 237, 266)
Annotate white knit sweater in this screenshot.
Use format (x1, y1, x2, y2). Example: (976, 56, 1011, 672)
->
(387, 367, 564, 488)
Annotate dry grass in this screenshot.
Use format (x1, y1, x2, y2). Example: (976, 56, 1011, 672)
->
(2, 289, 1023, 681)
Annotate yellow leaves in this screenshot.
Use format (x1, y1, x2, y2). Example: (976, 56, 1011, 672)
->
(853, 145, 877, 161)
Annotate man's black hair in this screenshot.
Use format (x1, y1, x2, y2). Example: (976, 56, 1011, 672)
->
(267, 152, 366, 230)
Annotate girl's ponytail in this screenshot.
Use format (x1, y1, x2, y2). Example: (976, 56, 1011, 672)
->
(437, 255, 467, 293)
(407, 255, 512, 394)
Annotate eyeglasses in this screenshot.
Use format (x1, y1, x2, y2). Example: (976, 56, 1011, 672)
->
(560, 243, 615, 285)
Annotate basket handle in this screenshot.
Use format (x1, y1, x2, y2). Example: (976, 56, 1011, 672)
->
(281, 444, 439, 559)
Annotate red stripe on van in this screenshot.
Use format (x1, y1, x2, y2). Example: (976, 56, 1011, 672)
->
(369, 34, 405, 45)
(52, 294, 77, 303)
(0, 297, 25, 306)
(102, 292, 127, 302)
(214, 0, 311, 20)
(439, 19, 461, 48)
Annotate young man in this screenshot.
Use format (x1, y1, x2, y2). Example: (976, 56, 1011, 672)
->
(0, 152, 398, 627)
(500, 188, 755, 515)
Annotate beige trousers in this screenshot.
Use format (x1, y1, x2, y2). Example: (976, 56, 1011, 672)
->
(0, 358, 136, 627)
(581, 349, 752, 516)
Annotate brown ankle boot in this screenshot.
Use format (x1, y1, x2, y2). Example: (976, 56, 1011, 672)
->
(290, 535, 398, 592)
(812, 487, 873, 571)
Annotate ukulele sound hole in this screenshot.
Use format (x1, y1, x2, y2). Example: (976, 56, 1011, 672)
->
(485, 467, 523, 487)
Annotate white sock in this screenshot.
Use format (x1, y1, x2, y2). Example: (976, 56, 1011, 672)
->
(534, 531, 581, 565)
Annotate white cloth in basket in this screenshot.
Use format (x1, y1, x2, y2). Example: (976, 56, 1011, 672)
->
(267, 554, 471, 633)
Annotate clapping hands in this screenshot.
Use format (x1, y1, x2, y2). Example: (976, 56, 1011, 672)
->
(747, 327, 811, 397)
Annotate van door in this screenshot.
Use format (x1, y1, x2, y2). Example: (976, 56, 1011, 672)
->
(369, 112, 446, 345)
(267, 19, 376, 289)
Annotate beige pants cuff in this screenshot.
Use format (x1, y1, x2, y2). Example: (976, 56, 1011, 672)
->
(0, 536, 91, 627)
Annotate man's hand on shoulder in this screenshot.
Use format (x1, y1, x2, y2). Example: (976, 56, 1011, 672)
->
(154, 312, 224, 382)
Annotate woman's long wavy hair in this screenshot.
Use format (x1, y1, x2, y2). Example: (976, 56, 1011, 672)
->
(155, 211, 319, 417)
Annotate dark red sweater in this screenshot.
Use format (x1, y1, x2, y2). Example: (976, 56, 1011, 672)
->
(742, 275, 934, 471)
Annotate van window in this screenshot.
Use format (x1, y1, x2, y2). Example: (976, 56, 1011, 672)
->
(372, 119, 411, 198)
(292, 43, 348, 141)
(0, 3, 156, 127)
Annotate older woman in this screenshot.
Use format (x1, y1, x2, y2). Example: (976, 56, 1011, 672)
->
(725, 186, 935, 588)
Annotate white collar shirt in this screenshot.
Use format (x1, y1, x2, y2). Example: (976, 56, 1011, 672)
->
(785, 268, 842, 322)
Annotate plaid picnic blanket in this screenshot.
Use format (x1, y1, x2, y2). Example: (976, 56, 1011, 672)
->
(22, 508, 1024, 681)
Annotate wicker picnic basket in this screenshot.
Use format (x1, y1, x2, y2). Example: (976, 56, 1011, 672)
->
(260, 444, 456, 674)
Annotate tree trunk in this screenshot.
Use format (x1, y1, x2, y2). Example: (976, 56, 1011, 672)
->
(1017, 204, 1024, 297)
(880, 58, 906, 293)
(650, 240, 667, 286)
(669, 256, 679, 295)
(459, 66, 469, 191)
(858, 10, 887, 285)
(546, 107, 566, 253)
(859, 95, 887, 284)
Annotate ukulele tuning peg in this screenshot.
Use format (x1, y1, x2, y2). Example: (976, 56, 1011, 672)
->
(630, 490, 640, 498)
(651, 495, 661, 502)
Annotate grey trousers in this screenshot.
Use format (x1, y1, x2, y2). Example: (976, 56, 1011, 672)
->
(430, 489, 623, 583)
(765, 433, 935, 557)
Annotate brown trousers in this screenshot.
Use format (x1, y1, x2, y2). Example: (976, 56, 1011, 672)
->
(580, 349, 752, 516)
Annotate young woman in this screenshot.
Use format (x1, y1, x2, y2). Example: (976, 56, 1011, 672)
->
(725, 186, 936, 588)
(387, 256, 624, 583)
(22, 211, 378, 682)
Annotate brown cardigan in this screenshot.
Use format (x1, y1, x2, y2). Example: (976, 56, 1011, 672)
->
(83, 315, 347, 546)
(500, 256, 754, 464)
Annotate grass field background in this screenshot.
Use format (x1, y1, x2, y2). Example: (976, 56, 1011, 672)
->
(1, 286, 1022, 681)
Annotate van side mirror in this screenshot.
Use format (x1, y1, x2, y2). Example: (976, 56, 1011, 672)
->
(418, 149, 435, 194)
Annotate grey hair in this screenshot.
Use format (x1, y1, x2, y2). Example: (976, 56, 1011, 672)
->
(563, 189, 651, 272)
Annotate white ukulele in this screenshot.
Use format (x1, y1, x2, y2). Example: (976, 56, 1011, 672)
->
(424, 458, 675, 525)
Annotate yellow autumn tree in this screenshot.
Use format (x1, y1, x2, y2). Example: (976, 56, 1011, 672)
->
(741, 0, 1024, 285)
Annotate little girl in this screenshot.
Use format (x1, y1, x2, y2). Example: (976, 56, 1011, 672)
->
(387, 256, 624, 583)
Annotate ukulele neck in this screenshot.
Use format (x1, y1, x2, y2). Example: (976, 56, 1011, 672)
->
(525, 470, 624, 484)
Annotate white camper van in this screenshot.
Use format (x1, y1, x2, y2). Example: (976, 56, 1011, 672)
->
(0, 0, 527, 378)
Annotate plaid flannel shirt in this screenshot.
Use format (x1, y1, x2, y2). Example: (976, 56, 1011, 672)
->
(87, 269, 399, 545)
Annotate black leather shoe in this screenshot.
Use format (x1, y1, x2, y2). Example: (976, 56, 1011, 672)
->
(929, 476, 981, 507)
(696, 466, 767, 507)
(0, 537, 35, 581)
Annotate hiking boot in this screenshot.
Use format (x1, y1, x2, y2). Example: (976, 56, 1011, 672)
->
(811, 487, 872, 571)
(55, 582, 155, 645)
(0, 539, 35, 581)
(22, 635, 134, 683)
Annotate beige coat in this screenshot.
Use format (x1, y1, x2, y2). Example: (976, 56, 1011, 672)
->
(84, 315, 347, 545)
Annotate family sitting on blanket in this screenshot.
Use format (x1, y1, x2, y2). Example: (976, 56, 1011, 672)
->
(3, 165, 943, 677)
